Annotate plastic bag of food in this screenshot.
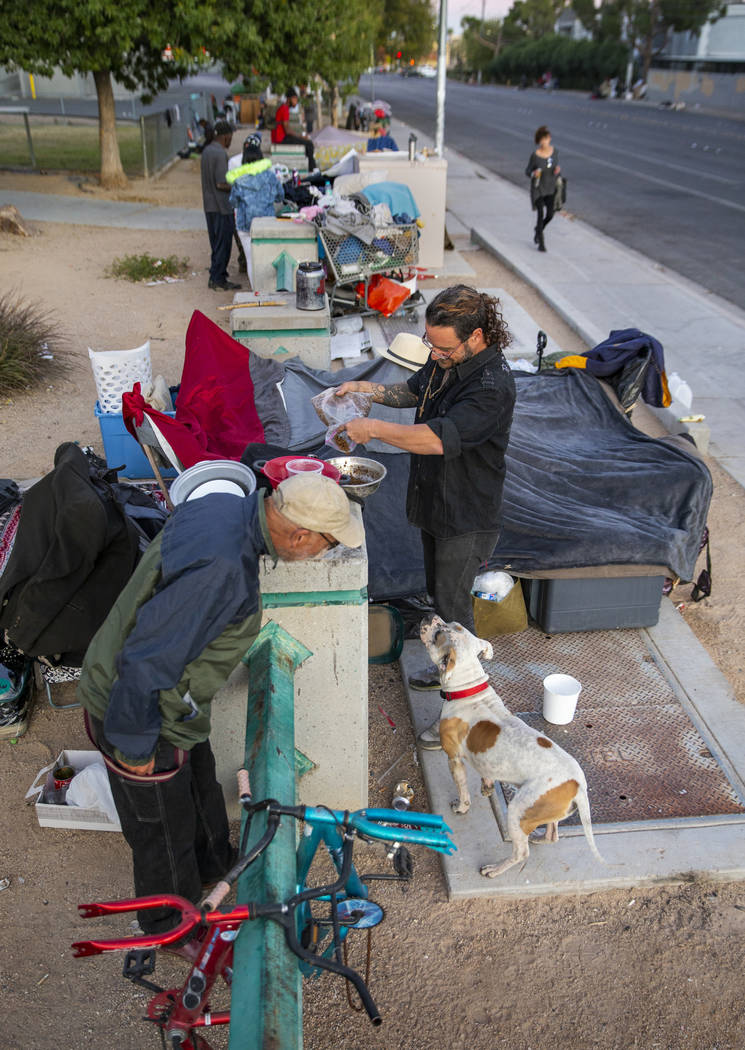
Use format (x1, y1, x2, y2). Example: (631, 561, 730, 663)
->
(311, 388, 373, 453)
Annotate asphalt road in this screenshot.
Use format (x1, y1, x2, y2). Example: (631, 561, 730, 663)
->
(369, 74, 745, 310)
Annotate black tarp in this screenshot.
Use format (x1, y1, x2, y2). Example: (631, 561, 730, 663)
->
(279, 360, 712, 600)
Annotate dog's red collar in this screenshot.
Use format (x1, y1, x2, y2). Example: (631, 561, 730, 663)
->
(440, 681, 489, 701)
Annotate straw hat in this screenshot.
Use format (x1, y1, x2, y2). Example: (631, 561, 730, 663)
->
(374, 332, 430, 372)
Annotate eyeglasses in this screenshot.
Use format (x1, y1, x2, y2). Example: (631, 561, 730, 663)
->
(320, 532, 340, 549)
(422, 332, 467, 358)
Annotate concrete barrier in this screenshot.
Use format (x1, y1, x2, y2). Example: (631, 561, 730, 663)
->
(247, 215, 319, 293)
(210, 541, 369, 818)
(231, 289, 331, 370)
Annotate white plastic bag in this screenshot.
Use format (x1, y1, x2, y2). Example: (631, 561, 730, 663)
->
(311, 388, 373, 453)
(66, 762, 119, 823)
(472, 571, 515, 603)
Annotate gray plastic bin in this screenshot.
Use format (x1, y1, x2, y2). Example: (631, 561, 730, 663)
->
(522, 575, 665, 633)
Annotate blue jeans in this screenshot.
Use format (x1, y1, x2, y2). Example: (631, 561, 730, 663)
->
(205, 210, 235, 284)
(421, 529, 501, 633)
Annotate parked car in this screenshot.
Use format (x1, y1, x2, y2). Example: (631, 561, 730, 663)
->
(417, 65, 437, 78)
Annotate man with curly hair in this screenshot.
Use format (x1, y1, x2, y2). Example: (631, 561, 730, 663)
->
(335, 285, 516, 746)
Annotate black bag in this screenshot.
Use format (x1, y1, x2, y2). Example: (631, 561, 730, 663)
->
(554, 175, 567, 211)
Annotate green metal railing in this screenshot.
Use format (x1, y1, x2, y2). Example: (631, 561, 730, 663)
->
(229, 621, 312, 1050)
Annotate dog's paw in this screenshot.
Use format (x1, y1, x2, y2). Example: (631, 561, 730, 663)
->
(479, 864, 501, 878)
(480, 781, 495, 798)
(451, 799, 471, 815)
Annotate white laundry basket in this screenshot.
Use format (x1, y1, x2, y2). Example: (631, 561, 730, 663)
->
(88, 341, 152, 414)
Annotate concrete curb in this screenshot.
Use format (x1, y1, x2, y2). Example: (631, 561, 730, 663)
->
(400, 599, 745, 899)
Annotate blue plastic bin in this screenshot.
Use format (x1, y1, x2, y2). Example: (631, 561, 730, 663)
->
(94, 402, 177, 479)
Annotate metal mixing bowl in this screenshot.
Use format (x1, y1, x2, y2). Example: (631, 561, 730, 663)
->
(326, 456, 387, 499)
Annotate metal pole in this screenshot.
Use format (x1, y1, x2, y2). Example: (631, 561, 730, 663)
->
(139, 114, 148, 179)
(370, 42, 375, 101)
(435, 0, 448, 156)
(23, 112, 37, 169)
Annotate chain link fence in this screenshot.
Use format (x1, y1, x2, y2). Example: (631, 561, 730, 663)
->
(139, 91, 212, 177)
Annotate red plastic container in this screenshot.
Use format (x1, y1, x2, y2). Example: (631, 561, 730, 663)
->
(261, 456, 341, 489)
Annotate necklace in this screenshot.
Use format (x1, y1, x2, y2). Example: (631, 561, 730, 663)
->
(418, 364, 452, 419)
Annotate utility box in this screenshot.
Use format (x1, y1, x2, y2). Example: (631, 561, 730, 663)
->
(246, 215, 318, 292)
(522, 575, 665, 634)
(210, 543, 369, 816)
(231, 290, 331, 370)
(354, 152, 448, 269)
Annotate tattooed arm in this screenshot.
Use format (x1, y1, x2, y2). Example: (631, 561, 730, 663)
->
(334, 380, 418, 408)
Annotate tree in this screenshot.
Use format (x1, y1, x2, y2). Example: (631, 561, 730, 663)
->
(221, 0, 384, 126)
(377, 0, 437, 63)
(503, 0, 565, 41)
(1, 0, 252, 188)
(459, 16, 506, 74)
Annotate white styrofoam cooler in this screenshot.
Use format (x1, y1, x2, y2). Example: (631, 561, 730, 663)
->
(25, 749, 122, 832)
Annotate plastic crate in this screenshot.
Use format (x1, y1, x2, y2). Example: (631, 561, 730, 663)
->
(95, 401, 177, 479)
(522, 575, 665, 633)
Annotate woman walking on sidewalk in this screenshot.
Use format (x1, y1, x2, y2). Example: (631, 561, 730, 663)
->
(525, 125, 561, 252)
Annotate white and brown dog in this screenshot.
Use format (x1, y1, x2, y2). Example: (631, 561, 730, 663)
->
(420, 615, 604, 878)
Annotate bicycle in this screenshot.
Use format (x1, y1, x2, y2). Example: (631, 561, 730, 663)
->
(72, 769, 455, 1049)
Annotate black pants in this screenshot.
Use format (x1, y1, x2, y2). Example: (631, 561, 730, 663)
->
(421, 529, 501, 633)
(98, 729, 233, 935)
(534, 194, 555, 242)
(280, 131, 316, 171)
(205, 210, 235, 284)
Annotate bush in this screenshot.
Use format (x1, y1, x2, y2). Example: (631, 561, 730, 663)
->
(489, 35, 627, 91)
(107, 253, 189, 283)
(0, 291, 70, 395)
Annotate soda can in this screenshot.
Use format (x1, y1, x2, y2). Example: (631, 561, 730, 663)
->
(392, 781, 414, 811)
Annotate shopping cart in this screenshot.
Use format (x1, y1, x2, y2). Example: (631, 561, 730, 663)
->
(318, 222, 420, 318)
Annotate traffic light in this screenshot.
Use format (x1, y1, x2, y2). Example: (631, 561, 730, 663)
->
(396, 51, 402, 59)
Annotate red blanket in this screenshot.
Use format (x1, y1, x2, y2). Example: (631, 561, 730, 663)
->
(123, 310, 265, 467)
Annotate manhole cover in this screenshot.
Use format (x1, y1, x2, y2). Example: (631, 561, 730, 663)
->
(482, 626, 745, 825)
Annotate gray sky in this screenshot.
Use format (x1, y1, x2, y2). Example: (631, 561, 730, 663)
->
(446, 0, 513, 32)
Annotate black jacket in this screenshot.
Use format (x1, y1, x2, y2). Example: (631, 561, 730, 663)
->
(405, 347, 516, 538)
(0, 443, 140, 663)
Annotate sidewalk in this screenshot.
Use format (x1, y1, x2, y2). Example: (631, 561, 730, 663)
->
(391, 116, 745, 491)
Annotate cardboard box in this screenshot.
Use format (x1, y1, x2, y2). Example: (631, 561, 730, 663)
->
(25, 749, 122, 832)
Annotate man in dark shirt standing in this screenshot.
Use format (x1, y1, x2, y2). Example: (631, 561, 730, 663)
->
(200, 119, 240, 291)
(335, 285, 515, 748)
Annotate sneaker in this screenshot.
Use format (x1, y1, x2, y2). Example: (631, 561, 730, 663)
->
(417, 717, 442, 751)
(0, 706, 28, 740)
(407, 667, 441, 691)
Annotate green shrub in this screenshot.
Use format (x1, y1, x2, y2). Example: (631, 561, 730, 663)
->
(489, 35, 627, 90)
(0, 291, 70, 394)
(107, 253, 189, 283)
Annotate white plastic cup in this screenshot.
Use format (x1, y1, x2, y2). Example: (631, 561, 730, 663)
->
(542, 673, 582, 725)
(286, 458, 324, 475)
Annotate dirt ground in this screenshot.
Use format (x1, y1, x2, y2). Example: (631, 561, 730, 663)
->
(1, 162, 745, 1050)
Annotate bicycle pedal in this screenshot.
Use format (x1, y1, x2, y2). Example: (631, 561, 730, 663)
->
(123, 948, 162, 992)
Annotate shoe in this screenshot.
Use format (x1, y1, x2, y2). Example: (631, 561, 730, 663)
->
(538, 242, 546, 252)
(0, 706, 28, 740)
(417, 717, 442, 751)
(208, 279, 241, 291)
(407, 667, 441, 691)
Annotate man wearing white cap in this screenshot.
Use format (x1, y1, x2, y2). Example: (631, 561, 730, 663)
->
(78, 473, 362, 947)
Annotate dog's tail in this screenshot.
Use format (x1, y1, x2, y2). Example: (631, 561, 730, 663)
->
(575, 785, 606, 864)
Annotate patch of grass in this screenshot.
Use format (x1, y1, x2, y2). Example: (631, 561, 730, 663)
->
(107, 252, 190, 282)
(0, 118, 143, 174)
(0, 291, 70, 395)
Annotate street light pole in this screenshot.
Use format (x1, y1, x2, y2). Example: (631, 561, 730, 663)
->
(435, 0, 448, 156)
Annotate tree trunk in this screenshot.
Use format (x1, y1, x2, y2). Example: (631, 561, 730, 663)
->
(641, 0, 659, 82)
(93, 69, 128, 190)
(331, 82, 340, 128)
